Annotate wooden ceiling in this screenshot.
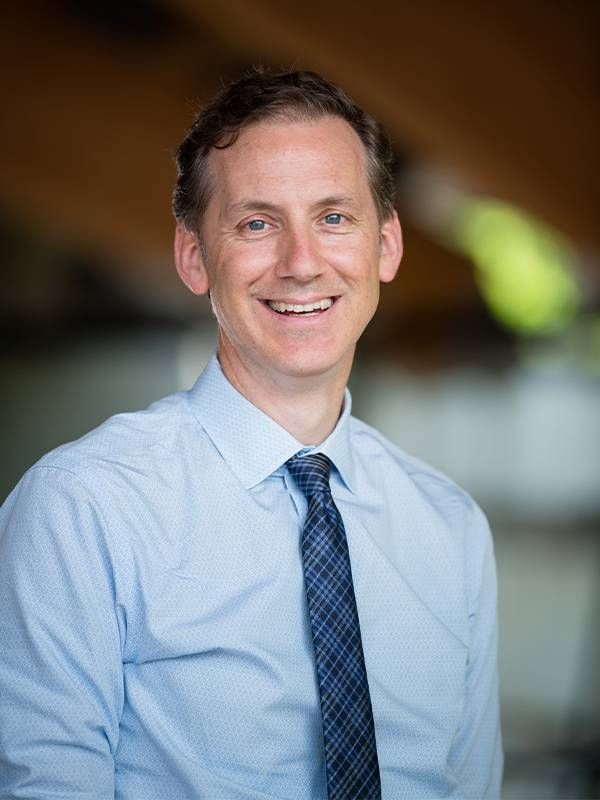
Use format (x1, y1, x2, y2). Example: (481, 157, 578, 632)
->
(1, 1, 598, 352)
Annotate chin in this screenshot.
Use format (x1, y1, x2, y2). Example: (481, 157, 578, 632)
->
(270, 349, 350, 382)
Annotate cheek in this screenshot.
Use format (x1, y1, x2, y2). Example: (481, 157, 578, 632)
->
(338, 260, 376, 289)
(226, 239, 278, 273)
(208, 269, 262, 339)
(329, 236, 379, 273)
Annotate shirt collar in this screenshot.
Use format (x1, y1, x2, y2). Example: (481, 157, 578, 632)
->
(187, 355, 356, 493)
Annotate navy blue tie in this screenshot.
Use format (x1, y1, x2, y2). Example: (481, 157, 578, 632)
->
(287, 453, 381, 800)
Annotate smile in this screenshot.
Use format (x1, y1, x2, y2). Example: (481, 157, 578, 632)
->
(266, 298, 335, 315)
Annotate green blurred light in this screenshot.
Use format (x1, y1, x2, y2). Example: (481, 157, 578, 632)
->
(453, 201, 580, 334)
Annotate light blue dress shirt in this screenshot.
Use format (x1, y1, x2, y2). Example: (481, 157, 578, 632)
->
(0, 355, 502, 799)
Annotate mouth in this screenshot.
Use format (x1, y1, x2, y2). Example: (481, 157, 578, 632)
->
(263, 297, 337, 316)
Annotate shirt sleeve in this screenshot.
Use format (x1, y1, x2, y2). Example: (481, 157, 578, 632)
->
(0, 466, 124, 799)
(448, 501, 504, 799)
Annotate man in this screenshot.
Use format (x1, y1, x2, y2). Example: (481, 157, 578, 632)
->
(0, 69, 502, 798)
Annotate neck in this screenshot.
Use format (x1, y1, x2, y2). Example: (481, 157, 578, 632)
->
(217, 345, 351, 446)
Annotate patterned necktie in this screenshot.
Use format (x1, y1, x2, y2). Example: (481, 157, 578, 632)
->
(287, 452, 381, 800)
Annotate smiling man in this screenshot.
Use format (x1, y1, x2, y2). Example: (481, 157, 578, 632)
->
(174, 112, 400, 444)
(0, 70, 502, 799)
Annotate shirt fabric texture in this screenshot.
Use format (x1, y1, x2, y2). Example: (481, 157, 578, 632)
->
(0, 355, 503, 799)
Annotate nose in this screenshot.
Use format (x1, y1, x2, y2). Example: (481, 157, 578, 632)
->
(275, 224, 324, 282)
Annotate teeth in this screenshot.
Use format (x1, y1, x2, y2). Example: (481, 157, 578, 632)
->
(268, 298, 333, 313)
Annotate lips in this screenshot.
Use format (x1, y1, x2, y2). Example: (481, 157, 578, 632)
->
(267, 297, 334, 315)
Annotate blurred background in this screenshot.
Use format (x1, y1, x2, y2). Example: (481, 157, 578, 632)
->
(1, 1, 599, 796)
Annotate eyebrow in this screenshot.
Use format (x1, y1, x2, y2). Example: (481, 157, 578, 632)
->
(227, 200, 281, 217)
(312, 196, 360, 211)
(227, 196, 361, 216)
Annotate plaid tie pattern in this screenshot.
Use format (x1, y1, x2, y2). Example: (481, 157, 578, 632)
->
(287, 453, 381, 800)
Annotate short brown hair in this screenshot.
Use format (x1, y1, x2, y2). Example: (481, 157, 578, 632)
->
(172, 68, 396, 232)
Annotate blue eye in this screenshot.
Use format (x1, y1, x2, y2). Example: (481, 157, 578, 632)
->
(247, 219, 266, 231)
(324, 213, 343, 225)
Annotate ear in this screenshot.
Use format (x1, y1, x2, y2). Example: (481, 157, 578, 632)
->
(378, 210, 403, 283)
(174, 225, 210, 295)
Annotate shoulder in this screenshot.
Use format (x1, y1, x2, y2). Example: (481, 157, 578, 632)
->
(349, 414, 484, 523)
(32, 389, 193, 479)
(2, 387, 209, 519)
(349, 415, 495, 622)
(1, 387, 204, 561)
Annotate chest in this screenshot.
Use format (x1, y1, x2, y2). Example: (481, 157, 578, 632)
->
(114, 486, 469, 783)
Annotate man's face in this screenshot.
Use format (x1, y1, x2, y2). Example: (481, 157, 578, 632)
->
(177, 115, 402, 388)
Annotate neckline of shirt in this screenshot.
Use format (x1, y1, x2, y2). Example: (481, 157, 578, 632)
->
(186, 355, 357, 494)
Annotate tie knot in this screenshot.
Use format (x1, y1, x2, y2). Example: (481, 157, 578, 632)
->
(286, 452, 332, 499)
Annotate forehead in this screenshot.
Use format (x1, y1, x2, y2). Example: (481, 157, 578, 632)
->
(206, 115, 371, 207)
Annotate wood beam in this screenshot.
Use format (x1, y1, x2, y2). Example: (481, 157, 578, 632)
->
(0, 1, 498, 325)
(176, 0, 600, 254)
(0, 2, 229, 296)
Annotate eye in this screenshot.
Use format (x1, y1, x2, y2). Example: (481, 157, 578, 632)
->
(324, 213, 344, 225)
(246, 219, 267, 231)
